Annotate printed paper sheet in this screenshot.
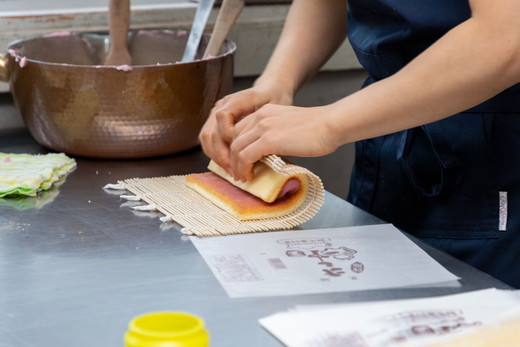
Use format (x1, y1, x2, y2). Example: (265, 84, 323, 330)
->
(190, 224, 459, 298)
(259, 288, 520, 347)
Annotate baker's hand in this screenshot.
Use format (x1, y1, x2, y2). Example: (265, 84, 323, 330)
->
(199, 85, 292, 173)
(229, 103, 340, 181)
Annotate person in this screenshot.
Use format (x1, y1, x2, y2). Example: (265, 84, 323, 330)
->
(198, 0, 520, 288)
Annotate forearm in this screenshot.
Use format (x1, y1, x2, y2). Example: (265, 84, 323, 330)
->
(329, 4, 520, 145)
(254, 0, 347, 98)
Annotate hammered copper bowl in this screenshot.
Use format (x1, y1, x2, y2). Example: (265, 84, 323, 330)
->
(0, 30, 235, 158)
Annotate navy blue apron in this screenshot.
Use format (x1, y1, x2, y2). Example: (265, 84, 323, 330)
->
(346, 0, 520, 287)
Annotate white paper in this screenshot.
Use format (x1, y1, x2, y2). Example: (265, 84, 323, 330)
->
(190, 224, 459, 298)
(260, 288, 520, 347)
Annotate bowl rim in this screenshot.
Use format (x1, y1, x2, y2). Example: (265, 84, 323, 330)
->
(5, 29, 237, 69)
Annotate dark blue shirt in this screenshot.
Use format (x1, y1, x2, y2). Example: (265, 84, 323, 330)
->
(346, 0, 520, 287)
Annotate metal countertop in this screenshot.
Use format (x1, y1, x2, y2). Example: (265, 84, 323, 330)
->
(0, 129, 511, 347)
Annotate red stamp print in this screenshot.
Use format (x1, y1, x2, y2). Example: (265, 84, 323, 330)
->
(279, 238, 365, 280)
(351, 262, 365, 273)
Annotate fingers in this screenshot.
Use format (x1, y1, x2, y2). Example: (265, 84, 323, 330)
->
(199, 89, 271, 173)
(198, 114, 216, 158)
(229, 106, 279, 180)
(229, 128, 264, 181)
(199, 107, 231, 171)
(215, 109, 235, 144)
(227, 104, 339, 181)
(200, 89, 293, 180)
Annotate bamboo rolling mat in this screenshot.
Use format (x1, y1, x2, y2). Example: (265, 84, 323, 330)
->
(106, 155, 325, 237)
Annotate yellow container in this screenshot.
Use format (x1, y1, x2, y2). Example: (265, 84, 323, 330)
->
(125, 312, 209, 347)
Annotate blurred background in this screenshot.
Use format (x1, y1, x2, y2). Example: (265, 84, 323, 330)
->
(0, 0, 368, 197)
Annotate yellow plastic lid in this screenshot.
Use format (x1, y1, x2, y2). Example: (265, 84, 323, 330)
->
(125, 311, 209, 347)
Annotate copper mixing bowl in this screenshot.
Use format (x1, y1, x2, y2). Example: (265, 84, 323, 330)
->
(0, 30, 235, 158)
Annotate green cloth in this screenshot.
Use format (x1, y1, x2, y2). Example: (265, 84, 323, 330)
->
(0, 187, 60, 210)
(0, 152, 76, 198)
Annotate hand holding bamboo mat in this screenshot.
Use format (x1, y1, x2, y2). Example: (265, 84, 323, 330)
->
(105, 155, 325, 236)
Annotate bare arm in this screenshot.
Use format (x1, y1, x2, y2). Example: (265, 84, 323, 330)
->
(326, 0, 520, 146)
(230, 0, 520, 180)
(199, 0, 346, 172)
(254, 0, 347, 98)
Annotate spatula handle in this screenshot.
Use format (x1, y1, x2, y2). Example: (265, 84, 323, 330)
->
(203, 0, 244, 58)
(106, 0, 132, 65)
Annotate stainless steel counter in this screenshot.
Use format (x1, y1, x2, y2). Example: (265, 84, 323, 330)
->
(0, 129, 510, 347)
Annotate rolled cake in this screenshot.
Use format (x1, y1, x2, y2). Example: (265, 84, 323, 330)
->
(185, 160, 309, 221)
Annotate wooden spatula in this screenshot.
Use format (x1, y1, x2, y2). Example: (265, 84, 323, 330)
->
(203, 0, 244, 58)
(105, 0, 132, 66)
